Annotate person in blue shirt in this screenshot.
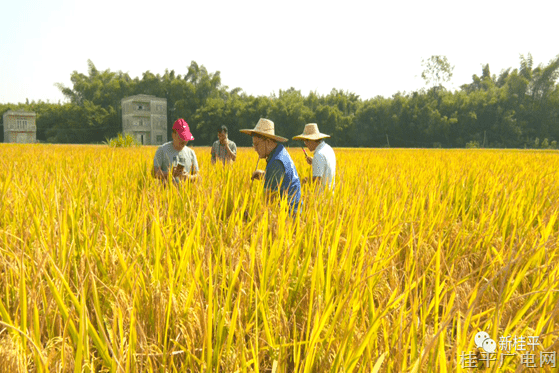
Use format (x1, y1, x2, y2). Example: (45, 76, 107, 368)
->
(240, 118, 302, 215)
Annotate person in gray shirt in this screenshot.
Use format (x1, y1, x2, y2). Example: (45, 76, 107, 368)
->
(153, 119, 199, 183)
(211, 125, 237, 164)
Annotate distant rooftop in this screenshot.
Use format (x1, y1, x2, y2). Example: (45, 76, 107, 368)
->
(121, 94, 166, 102)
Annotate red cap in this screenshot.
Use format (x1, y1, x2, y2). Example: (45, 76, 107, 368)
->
(172, 119, 194, 141)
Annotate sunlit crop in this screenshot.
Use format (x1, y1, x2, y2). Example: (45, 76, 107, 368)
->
(0, 144, 558, 372)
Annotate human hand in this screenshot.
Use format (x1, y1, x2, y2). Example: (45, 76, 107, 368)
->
(251, 170, 265, 181)
(305, 155, 313, 165)
(224, 135, 231, 149)
(172, 165, 185, 178)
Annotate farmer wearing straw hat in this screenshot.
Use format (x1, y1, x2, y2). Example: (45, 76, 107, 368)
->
(153, 118, 200, 183)
(240, 118, 302, 215)
(293, 123, 336, 191)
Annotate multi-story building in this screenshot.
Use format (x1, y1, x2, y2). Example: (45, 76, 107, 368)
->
(3, 110, 37, 143)
(121, 94, 167, 145)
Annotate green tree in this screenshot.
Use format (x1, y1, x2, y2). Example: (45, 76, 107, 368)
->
(421, 55, 455, 88)
(8, 54, 553, 148)
(267, 88, 313, 145)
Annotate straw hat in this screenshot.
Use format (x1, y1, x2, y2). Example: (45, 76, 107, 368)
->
(292, 123, 330, 141)
(240, 118, 288, 143)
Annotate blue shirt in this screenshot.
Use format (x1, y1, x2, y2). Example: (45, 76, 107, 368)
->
(264, 144, 302, 215)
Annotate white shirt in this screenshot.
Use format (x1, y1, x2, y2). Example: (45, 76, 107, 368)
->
(312, 141, 336, 191)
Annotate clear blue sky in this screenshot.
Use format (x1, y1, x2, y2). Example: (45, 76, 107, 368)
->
(1, 0, 557, 104)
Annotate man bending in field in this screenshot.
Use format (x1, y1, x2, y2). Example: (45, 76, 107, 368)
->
(293, 123, 336, 192)
(240, 118, 302, 216)
(153, 119, 199, 184)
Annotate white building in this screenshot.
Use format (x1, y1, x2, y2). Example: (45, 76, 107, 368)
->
(3, 111, 37, 143)
(121, 94, 167, 145)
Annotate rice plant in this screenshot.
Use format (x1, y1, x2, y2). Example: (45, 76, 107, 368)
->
(104, 133, 140, 148)
(0, 144, 557, 372)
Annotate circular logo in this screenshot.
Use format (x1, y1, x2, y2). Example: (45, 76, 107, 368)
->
(482, 338, 497, 353)
(474, 331, 490, 349)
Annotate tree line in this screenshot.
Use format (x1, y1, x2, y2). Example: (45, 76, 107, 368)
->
(1, 54, 558, 148)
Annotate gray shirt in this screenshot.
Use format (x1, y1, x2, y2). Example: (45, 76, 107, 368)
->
(153, 141, 199, 174)
(211, 139, 237, 164)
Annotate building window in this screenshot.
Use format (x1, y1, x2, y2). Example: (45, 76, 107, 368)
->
(136, 103, 150, 111)
(156, 135, 163, 143)
(16, 119, 27, 130)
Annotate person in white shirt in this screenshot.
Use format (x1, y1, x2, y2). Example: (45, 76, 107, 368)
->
(293, 123, 336, 191)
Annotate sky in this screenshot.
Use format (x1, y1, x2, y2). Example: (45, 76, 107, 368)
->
(1, 0, 557, 104)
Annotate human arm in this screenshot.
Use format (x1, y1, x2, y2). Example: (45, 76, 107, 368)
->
(225, 140, 237, 162)
(211, 144, 216, 164)
(152, 166, 169, 181)
(185, 149, 200, 182)
(251, 169, 265, 180)
(153, 148, 170, 181)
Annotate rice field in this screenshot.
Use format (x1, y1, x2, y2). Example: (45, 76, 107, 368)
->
(0, 144, 558, 372)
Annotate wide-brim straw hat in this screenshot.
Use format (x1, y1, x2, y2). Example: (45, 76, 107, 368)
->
(292, 123, 331, 141)
(240, 118, 288, 143)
